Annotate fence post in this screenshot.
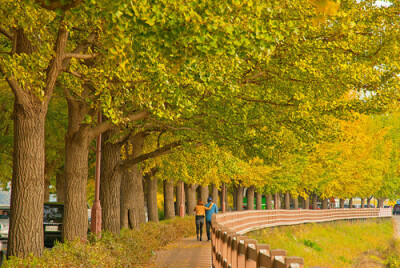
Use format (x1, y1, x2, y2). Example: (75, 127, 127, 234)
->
(284, 257, 304, 268)
(231, 235, 248, 268)
(245, 239, 258, 268)
(256, 244, 271, 267)
(270, 249, 287, 268)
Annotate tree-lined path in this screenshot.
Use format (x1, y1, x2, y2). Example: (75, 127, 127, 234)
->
(146, 237, 211, 268)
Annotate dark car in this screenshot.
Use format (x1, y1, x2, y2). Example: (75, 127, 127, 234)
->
(393, 204, 400, 215)
(43, 203, 64, 248)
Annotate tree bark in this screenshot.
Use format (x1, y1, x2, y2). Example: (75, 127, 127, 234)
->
(63, 98, 91, 241)
(322, 199, 328, 209)
(284, 192, 290, 210)
(200, 185, 209, 204)
(7, 27, 68, 258)
(312, 195, 318, 210)
(340, 198, 345, 208)
(349, 198, 353, 208)
(56, 171, 66, 203)
(163, 179, 175, 220)
(247, 186, 255, 210)
(293, 196, 299, 210)
(361, 198, 365, 208)
(120, 136, 146, 229)
(147, 177, 158, 222)
(176, 183, 184, 217)
(44, 176, 51, 203)
(304, 197, 310, 209)
(367, 197, 372, 208)
(256, 192, 262, 210)
(99, 129, 122, 234)
(218, 186, 231, 212)
(211, 184, 218, 208)
(266, 194, 272, 210)
(9, 102, 46, 257)
(378, 198, 385, 208)
(186, 184, 197, 215)
(235, 185, 243, 211)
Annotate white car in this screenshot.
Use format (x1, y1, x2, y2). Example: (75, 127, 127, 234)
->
(0, 206, 10, 239)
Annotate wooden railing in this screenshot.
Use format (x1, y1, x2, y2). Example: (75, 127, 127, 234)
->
(211, 208, 392, 268)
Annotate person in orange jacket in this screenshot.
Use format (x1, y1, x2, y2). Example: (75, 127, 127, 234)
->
(194, 200, 212, 241)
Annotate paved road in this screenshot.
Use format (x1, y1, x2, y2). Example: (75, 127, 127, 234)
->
(393, 215, 400, 238)
(145, 237, 212, 268)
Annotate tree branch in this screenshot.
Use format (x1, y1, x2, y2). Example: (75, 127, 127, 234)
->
(119, 141, 184, 172)
(36, 0, 84, 11)
(88, 111, 149, 140)
(0, 27, 12, 40)
(0, 62, 25, 102)
(238, 96, 296, 106)
(63, 52, 99, 60)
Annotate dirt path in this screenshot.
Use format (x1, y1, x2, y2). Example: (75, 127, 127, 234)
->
(144, 237, 211, 268)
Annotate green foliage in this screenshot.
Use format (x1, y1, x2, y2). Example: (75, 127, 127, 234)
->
(3, 216, 196, 267)
(303, 239, 322, 252)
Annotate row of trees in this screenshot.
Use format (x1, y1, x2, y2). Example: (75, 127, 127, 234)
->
(1, 0, 400, 258)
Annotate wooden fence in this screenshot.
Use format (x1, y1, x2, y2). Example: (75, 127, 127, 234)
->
(211, 208, 392, 268)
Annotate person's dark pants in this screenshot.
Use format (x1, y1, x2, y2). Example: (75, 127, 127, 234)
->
(196, 216, 205, 239)
(206, 220, 212, 240)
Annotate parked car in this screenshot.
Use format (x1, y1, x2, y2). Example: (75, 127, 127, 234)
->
(393, 204, 400, 215)
(0, 206, 10, 265)
(43, 203, 64, 248)
(0, 206, 10, 240)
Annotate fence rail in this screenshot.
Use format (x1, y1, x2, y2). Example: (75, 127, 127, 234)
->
(211, 208, 392, 268)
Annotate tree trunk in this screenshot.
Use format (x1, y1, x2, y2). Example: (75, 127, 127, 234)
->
(312, 195, 318, 209)
(304, 197, 310, 209)
(322, 199, 328, 209)
(293, 196, 299, 210)
(247, 186, 255, 210)
(256, 192, 262, 210)
(340, 199, 345, 208)
(186, 183, 197, 215)
(367, 197, 372, 208)
(284, 192, 290, 210)
(211, 185, 218, 208)
(6, 26, 67, 258)
(349, 198, 353, 208)
(200, 185, 209, 204)
(274, 193, 279, 209)
(99, 129, 122, 234)
(120, 136, 147, 229)
(56, 171, 66, 203)
(176, 183, 184, 217)
(378, 198, 385, 208)
(120, 167, 146, 229)
(44, 176, 51, 203)
(219, 186, 231, 212)
(232, 187, 237, 210)
(63, 99, 91, 241)
(266, 194, 272, 210)
(361, 198, 365, 209)
(163, 179, 175, 220)
(147, 177, 158, 222)
(9, 103, 46, 257)
(235, 185, 243, 211)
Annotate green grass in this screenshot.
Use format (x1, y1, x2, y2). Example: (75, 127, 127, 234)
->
(4, 216, 196, 267)
(248, 218, 400, 268)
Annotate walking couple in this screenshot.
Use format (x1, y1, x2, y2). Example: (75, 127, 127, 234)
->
(194, 196, 218, 241)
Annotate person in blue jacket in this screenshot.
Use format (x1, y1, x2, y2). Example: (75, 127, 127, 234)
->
(205, 196, 218, 241)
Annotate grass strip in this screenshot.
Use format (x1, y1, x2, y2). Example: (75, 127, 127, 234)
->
(248, 218, 400, 268)
(4, 216, 196, 267)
